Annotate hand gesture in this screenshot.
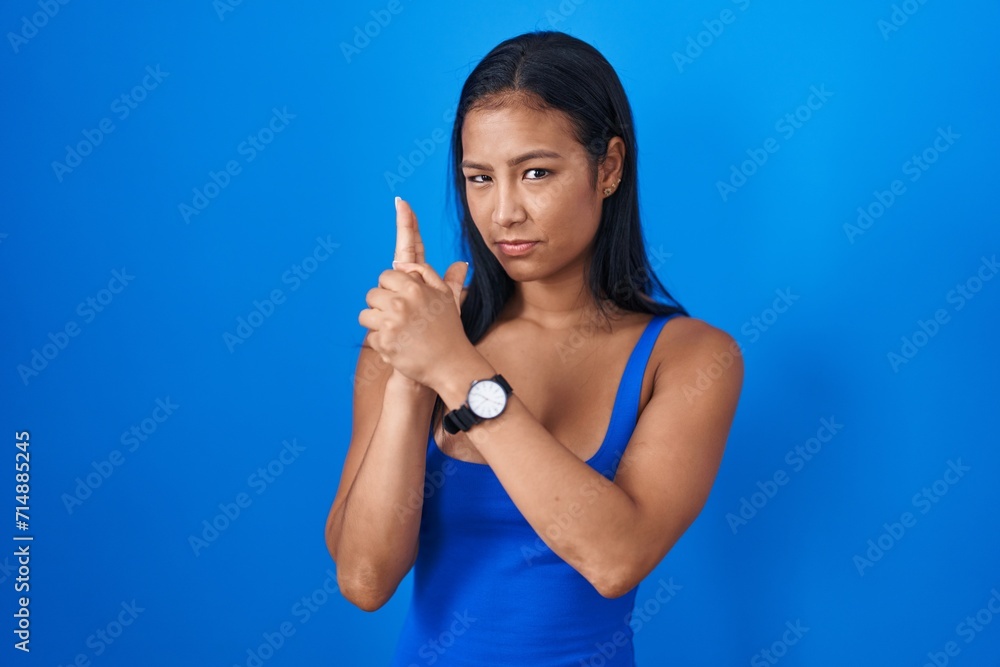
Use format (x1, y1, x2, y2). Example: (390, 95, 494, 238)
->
(358, 197, 469, 390)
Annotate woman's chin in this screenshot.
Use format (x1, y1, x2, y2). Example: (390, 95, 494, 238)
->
(495, 257, 536, 278)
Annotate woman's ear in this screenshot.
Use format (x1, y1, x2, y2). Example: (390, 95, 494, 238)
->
(599, 136, 626, 191)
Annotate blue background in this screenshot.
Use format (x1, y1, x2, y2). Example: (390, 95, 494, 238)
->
(2, 1, 998, 665)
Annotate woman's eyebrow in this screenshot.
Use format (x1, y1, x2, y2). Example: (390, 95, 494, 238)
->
(460, 149, 563, 171)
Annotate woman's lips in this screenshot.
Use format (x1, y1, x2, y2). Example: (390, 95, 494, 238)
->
(496, 241, 539, 256)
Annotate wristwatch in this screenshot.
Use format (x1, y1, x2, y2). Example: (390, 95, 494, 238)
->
(443, 374, 513, 434)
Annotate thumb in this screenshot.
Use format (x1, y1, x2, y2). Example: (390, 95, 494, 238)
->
(442, 261, 469, 307)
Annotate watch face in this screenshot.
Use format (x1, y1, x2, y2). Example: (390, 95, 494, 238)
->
(468, 380, 507, 419)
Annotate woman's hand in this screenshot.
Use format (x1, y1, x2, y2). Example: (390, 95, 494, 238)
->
(359, 197, 470, 390)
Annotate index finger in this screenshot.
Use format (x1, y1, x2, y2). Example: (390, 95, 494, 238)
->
(394, 196, 425, 265)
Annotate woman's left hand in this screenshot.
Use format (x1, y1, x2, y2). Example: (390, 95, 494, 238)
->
(359, 259, 470, 390)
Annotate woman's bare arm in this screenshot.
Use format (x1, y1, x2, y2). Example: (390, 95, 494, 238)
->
(327, 197, 464, 610)
(325, 333, 438, 611)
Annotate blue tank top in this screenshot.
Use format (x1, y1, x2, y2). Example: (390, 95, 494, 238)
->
(390, 313, 683, 666)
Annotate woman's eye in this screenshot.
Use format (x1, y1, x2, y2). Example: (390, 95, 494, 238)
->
(465, 170, 548, 184)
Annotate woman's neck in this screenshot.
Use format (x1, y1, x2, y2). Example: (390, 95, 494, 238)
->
(500, 280, 628, 333)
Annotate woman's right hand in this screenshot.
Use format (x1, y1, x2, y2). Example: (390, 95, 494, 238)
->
(380, 196, 436, 398)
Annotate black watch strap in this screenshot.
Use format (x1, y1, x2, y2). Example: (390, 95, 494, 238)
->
(491, 374, 513, 394)
(443, 405, 478, 434)
(442, 374, 512, 434)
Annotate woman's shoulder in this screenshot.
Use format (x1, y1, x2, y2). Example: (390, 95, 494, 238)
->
(652, 314, 743, 384)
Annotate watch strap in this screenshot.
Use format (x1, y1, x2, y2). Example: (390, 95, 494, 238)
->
(443, 404, 479, 434)
(492, 374, 513, 395)
(442, 373, 512, 434)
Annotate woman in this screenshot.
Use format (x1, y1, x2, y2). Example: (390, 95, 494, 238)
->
(326, 30, 743, 665)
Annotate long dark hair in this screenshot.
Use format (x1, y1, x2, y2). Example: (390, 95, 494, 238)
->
(428, 29, 689, 430)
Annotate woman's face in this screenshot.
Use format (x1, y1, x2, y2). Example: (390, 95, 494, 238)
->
(460, 100, 620, 283)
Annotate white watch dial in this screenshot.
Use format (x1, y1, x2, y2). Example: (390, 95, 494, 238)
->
(468, 380, 507, 419)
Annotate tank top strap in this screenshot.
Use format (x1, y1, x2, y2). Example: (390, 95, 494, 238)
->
(618, 312, 683, 425)
(589, 312, 685, 478)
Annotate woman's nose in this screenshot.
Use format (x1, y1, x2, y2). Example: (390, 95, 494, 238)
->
(491, 182, 527, 227)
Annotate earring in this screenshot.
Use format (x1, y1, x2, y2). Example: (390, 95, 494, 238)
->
(603, 178, 621, 197)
